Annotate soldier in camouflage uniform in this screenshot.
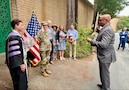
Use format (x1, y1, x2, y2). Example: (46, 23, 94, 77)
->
(37, 21, 52, 77)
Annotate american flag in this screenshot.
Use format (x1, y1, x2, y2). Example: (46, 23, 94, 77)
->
(26, 13, 41, 37)
(24, 12, 41, 66)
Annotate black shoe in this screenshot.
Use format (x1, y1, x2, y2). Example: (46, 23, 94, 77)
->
(97, 84, 102, 89)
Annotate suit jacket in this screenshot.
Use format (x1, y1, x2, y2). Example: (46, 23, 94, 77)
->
(119, 31, 128, 42)
(90, 23, 116, 63)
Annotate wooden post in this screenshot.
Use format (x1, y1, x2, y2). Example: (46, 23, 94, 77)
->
(75, 0, 78, 29)
(67, 0, 78, 30)
(94, 12, 99, 32)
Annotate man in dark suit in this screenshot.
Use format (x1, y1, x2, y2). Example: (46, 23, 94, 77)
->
(87, 14, 116, 90)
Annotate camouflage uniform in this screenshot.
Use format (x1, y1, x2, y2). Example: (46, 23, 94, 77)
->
(37, 29, 51, 73)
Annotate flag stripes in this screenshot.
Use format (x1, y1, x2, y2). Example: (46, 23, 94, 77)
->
(24, 12, 41, 66)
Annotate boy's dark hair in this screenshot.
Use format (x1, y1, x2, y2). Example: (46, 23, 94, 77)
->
(11, 19, 22, 29)
(71, 23, 75, 26)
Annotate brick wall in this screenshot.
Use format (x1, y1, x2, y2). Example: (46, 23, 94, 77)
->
(10, 0, 43, 30)
(10, 0, 67, 30)
(10, 0, 93, 30)
(42, 0, 67, 28)
(78, 0, 94, 28)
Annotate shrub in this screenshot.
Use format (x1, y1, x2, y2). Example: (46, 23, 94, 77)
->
(117, 16, 129, 30)
(65, 26, 92, 58)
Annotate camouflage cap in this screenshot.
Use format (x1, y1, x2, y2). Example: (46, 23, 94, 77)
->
(41, 21, 48, 26)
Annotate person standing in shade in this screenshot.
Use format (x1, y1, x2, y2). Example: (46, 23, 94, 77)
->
(127, 29, 129, 47)
(47, 20, 54, 64)
(5, 19, 28, 90)
(57, 25, 66, 60)
(87, 14, 116, 90)
(117, 27, 128, 51)
(37, 21, 52, 77)
(52, 24, 59, 60)
(67, 24, 78, 60)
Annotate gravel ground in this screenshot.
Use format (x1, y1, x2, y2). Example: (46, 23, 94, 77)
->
(1, 33, 129, 90)
(0, 55, 98, 90)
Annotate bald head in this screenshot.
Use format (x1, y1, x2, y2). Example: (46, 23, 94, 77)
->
(103, 14, 111, 22)
(99, 14, 111, 26)
(100, 14, 111, 22)
(47, 20, 52, 27)
(47, 20, 52, 24)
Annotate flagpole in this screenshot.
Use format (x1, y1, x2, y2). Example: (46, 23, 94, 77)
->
(32, 10, 37, 43)
(28, 9, 35, 75)
(32, 9, 36, 38)
(94, 12, 99, 32)
(32, 7, 35, 14)
(25, 9, 41, 67)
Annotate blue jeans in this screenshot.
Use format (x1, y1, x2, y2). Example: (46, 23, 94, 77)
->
(118, 39, 126, 50)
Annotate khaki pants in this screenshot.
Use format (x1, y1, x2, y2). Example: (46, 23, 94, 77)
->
(40, 50, 50, 73)
(69, 41, 76, 58)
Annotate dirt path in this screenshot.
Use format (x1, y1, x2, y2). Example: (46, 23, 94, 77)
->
(2, 33, 129, 90)
(0, 55, 100, 90)
(110, 18, 120, 31)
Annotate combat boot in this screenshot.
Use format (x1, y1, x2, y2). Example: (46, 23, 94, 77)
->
(42, 72, 49, 77)
(45, 69, 52, 74)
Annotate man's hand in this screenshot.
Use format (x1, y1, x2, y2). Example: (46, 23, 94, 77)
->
(41, 27, 45, 32)
(20, 64, 26, 72)
(86, 38, 92, 42)
(53, 42, 56, 46)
